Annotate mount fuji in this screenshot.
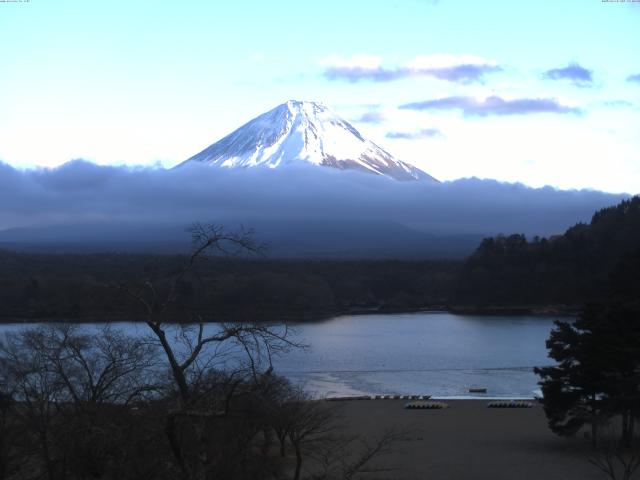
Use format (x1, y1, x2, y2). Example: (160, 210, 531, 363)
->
(179, 100, 437, 182)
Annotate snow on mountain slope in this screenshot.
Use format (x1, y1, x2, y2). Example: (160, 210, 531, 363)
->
(179, 100, 437, 182)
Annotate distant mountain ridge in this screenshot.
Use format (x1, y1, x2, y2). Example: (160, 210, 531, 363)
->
(179, 100, 437, 182)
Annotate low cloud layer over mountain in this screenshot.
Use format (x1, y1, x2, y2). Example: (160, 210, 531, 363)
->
(0, 161, 626, 246)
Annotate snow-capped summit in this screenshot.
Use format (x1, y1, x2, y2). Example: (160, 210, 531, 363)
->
(180, 100, 437, 181)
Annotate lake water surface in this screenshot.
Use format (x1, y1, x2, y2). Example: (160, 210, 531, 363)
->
(0, 312, 562, 399)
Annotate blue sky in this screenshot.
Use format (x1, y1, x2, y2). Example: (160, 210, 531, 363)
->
(1, 0, 639, 193)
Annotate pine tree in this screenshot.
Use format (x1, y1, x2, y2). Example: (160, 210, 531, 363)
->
(536, 301, 640, 446)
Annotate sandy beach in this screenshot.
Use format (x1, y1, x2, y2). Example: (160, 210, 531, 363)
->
(333, 399, 603, 480)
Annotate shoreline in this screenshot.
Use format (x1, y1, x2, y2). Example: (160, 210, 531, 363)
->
(324, 395, 539, 401)
(0, 304, 579, 324)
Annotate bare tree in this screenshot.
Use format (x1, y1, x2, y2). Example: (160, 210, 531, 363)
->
(116, 224, 301, 407)
(0, 388, 22, 480)
(0, 329, 70, 480)
(310, 428, 404, 480)
(286, 393, 339, 480)
(115, 224, 305, 480)
(0, 325, 161, 480)
(588, 424, 640, 480)
(20, 324, 159, 408)
(269, 385, 403, 480)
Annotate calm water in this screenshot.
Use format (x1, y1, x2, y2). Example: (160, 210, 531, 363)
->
(0, 312, 561, 398)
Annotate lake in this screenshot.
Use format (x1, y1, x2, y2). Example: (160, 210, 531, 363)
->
(0, 312, 562, 399)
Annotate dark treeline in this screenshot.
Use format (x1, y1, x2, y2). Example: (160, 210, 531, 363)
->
(0, 252, 458, 322)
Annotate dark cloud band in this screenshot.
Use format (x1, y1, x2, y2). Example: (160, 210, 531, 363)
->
(0, 160, 625, 240)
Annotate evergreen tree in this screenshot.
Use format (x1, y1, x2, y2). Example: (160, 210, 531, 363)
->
(535, 306, 609, 444)
(536, 301, 640, 446)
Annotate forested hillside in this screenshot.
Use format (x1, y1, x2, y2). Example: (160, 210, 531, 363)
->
(454, 196, 640, 307)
